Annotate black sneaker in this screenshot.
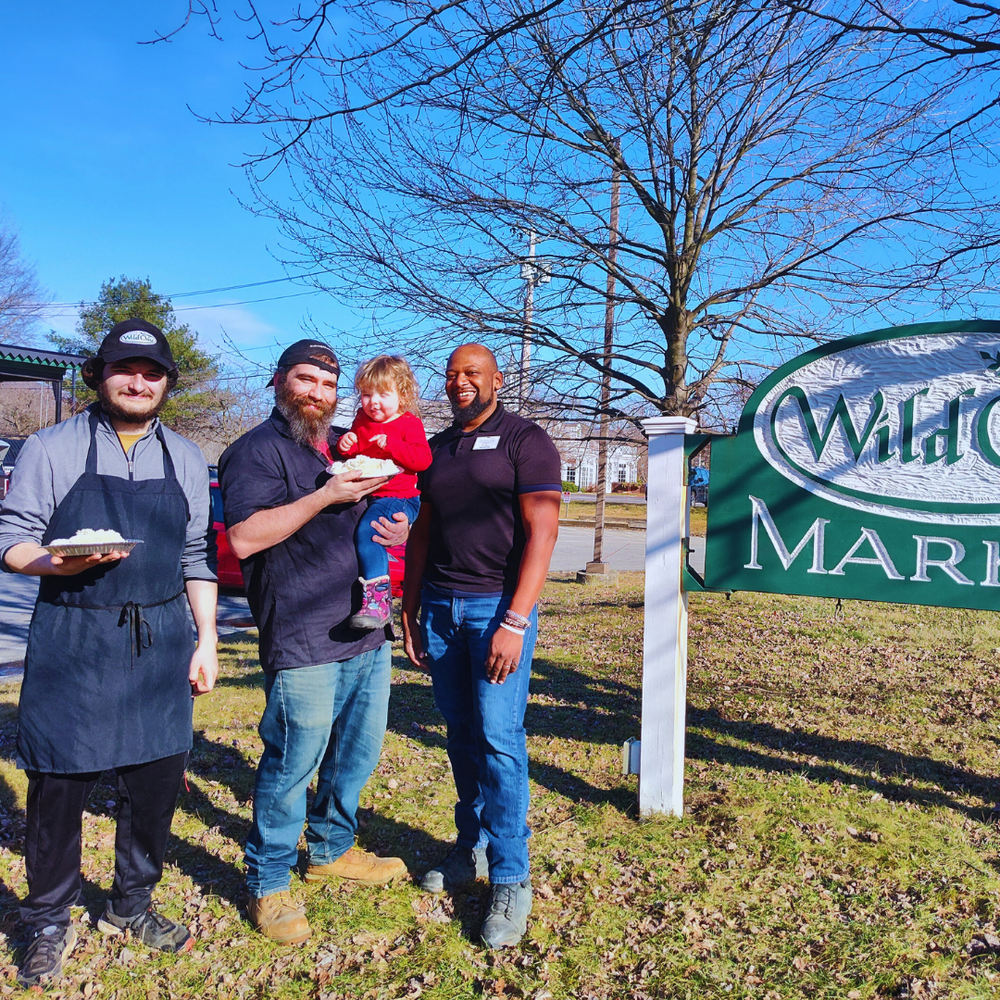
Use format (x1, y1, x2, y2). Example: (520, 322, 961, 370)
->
(17, 924, 77, 987)
(97, 904, 193, 952)
(419, 845, 489, 894)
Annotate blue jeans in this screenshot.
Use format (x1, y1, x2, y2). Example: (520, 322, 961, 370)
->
(355, 495, 421, 579)
(420, 584, 535, 884)
(244, 644, 391, 898)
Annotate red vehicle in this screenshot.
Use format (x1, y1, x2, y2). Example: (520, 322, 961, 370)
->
(386, 543, 406, 598)
(210, 478, 245, 590)
(209, 477, 406, 597)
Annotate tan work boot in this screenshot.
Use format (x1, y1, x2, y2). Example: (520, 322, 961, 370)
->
(247, 892, 311, 944)
(304, 847, 407, 884)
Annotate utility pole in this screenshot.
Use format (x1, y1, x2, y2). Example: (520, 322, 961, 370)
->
(578, 134, 621, 584)
(519, 229, 536, 411)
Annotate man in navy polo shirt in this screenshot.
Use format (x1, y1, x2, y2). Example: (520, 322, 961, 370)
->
(218, 340, 410, 945)
(401, 343, 561, 948)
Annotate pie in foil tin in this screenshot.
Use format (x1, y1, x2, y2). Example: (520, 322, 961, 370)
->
(44, 540, 143, 557)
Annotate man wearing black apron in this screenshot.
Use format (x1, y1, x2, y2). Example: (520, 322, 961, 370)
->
(0, 319, 219, 987)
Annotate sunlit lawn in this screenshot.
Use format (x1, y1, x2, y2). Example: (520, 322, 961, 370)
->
(0, 578, 997, 996)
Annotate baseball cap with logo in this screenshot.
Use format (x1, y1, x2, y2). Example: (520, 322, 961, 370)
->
(96, 319, 178, 375)
(275, 339, 340, 376)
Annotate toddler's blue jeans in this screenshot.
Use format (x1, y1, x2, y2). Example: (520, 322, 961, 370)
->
(355, 495, 420, 579)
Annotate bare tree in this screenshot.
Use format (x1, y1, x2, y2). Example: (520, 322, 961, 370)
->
(211, 374, 273, 448)
(172, 1, 1000, 422)
(0, 222, 44, 345)
(775, 0, 1000, 197)
(782, 0, 1000, 57)
(0, 384, 54, 437)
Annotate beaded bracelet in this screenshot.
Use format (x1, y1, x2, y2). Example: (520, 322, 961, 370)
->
(499, 622, 526, 636)
(503, 609, 531, 629)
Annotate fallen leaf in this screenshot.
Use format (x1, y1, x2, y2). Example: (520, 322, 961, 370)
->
(967, 932, 1000, 956)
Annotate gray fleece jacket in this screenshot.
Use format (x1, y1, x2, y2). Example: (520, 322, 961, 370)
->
(0, 405, 216, 581)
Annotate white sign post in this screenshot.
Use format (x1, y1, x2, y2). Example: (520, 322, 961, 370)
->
(639, 416, 695, 816)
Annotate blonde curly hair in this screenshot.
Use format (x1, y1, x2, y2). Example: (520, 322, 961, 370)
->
(354, 355, 420, 413)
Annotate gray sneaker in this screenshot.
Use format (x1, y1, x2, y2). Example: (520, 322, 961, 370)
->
(97, 904, 192, 952)
(481, 879, 532, 948)
(17, 924, 77, 987)
(419, 845, 489, 893)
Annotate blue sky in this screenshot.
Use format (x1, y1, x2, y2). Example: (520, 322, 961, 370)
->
(0, 3, 356, 370)
(3, 2, 996, 408)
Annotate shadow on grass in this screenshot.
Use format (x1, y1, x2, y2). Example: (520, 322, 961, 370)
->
(388, 654, 639, 741)
(546, 595, 644, 610)
(213, 672, 265, 691)
(346, 810, 500, 944)
(0, 770, 26, 942)
(387, 649, 1000, 826)
(162, 730, 260, 906)
(531, 655, 640, 715)
(352, 805, 451, 872)
(189, 731, 255, 804)
(688, 706, 1000, 822)
(386, 659, 638, 814)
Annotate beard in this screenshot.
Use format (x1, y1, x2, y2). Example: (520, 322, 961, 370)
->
(449, 387, 495, 423)
(97, 380, 168, 424)
(275, 378, 337, 446)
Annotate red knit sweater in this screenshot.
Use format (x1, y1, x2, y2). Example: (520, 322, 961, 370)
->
(337, 409, 432, 498)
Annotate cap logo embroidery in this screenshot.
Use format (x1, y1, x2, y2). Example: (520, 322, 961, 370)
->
(119, 331, 157, 346)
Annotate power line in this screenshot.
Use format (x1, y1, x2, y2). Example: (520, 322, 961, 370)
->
(5, 271, 330, 312)
(174, 290, 320, 310)
(165, 271, 328, 299)
(13, 288, 322, 320)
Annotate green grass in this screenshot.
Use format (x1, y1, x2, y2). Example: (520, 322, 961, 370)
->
(690, 507, 707, 535)
(558, 502, 708, 538)
(0, 579, 999, 996)
(560, 501, 648, 522)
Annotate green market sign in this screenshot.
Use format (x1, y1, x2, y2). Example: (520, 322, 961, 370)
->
(704, 320, 1000, 610)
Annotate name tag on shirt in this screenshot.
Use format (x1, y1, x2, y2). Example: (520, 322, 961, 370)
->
(473, 436, 500, 451)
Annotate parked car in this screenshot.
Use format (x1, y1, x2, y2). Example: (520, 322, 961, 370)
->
(0, 440, 9, 499)
(690, 466, 709, 506)
(386, 543, 406, 598)
(209, 477, 245, 589)
(208, 474, 406, 598)
(0, 438, 27, 499)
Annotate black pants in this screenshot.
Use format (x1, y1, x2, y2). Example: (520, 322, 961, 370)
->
(21, 752, 188, 931)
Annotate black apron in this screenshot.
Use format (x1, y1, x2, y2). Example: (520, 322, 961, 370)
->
(17, 412, 196, 773)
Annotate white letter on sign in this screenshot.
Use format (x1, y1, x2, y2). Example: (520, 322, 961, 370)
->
(828, 527, 904, 579)
(911, 536, 974, 585)
(982, 541, 1000, 587)
(744, 495, 829, 573)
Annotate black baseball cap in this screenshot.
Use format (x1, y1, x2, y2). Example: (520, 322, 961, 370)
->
(96, 319, 177, 375)
(275, 339, 340, 376)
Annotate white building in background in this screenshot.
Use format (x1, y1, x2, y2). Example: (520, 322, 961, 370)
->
(546, 421, 643, 492)
(415, 402, 645, 493)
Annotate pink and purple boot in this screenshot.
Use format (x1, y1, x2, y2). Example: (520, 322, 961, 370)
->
(349, 575, 392, 631)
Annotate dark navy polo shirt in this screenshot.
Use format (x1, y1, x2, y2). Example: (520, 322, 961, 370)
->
(418, 401, 562, 594)
(218, 408, 388, 672)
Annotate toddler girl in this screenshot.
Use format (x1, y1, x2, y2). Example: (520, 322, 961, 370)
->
(337, 355, 432, 630)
